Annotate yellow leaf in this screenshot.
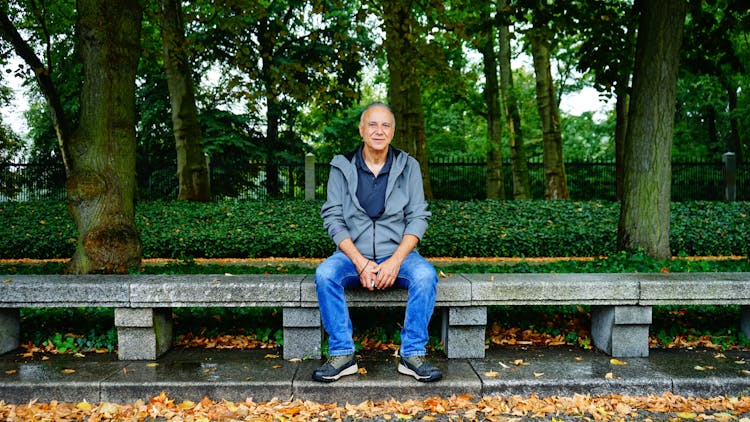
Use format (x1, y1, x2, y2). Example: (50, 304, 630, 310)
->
(178, 400, 195, 409)
(289, 358, 302, 363)
(734, 360, 746, 365)
(533, 372, 544, 377)
(76, 401, 92, 410)
(740, 369, 750, 375)
(484, 370, 499, 378)
(675, 412, 697, 419)
(358, 367, 368, 375)
(714, 353, 727, 359)
(265, 353, 280, 359)
(498, 361, 510, 369)
(694, 365, 706, 371)
(609, 358, 628, 366)
(438, 270, 449, 278)
(146, 363, 159, 367)
(605, 372, 615, 379)
(422, 416, 437, 421)
(396, 414, 413, 420)
(513, 359, 529, 366)
(574, 356, 584, 361)
(272, 365, 283, 369)
(5, 370, 16, 375)
(62, 369, 76, 374)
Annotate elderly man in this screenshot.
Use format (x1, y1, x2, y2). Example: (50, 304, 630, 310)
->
(313, 101, 441, 383)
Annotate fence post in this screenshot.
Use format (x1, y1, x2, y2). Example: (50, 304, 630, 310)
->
(305, 153, 315, 200)
(723, 152, 736, 201)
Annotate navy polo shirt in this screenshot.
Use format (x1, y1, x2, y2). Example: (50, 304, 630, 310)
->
(355, 146, 393, 219)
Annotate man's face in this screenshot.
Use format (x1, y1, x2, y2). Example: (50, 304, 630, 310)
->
(359, 106, 395, 152)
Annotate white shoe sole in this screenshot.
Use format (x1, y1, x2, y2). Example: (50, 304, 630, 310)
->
(321, 363, 359, 381)
(397, 363, 433, 380)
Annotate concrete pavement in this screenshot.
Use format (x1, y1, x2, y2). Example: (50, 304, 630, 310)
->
(2, 346, 750, 404)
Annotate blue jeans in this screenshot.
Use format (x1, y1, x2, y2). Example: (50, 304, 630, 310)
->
(314, 251, 438, 358)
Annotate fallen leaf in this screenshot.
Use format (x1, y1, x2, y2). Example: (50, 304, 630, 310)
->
(272, 365, 282, 369)
(289, 358, 302, 363)
(675, 412, 697, 419)
(740, 369, 750, 375)
(513, 359, 529, 366)
(484, 370, 499, 378)
(5, 369, 16, 375)
(498, 361, 510, 369)
(605, 372, 615, 379)
(62, 369, 76, 374)
(574, 356, 584, 361)
(714, 353, 727, 359)
(533, 372, 544, 377)
(146, 363, 159, 367)
(609, 358, 628, 366)
(395, 414, 413, 420)
(76, 401, 92, 410)
(264, 353, 280, 359)
(734, 360, 746, 365)
(357, 367, 368, 375)
(438, 270, 449, 278)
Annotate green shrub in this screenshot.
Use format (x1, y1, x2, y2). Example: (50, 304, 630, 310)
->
(1, 199, 747, 259)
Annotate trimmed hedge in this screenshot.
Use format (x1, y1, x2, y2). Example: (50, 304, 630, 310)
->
(1, 200, 748, 259)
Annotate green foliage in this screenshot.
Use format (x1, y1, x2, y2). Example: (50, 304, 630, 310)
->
(1, 200, 748, 260)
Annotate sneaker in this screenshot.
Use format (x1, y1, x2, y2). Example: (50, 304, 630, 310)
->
(398, 354, 442, 382)
(312, 354, 358, 382)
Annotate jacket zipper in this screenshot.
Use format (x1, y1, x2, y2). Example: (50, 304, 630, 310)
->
(371, 220, 377, 260)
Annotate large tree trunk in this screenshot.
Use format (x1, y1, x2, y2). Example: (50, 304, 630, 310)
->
(614, 89, 629, 201)
(498, 0, 530, 200)
(159, 0, 210, 201)
(381, 1, 433, 199)
(617, 0, 686, 260)
(65, 0, 143, 273)
(528, 27, 568, 200)
(481, 6, 504, 200)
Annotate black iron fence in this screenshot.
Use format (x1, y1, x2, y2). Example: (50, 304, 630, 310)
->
(1, 159, 747, 202)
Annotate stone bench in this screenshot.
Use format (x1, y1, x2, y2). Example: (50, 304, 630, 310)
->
(1, 272, 748, 361)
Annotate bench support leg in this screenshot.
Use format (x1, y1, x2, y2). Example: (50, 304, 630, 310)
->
(283, 307, 321, 360)
(741, 306, 750, 339)
(0, 309, 20, 355)
(115, 308, 173, 360)
(442, 306, 486, 359)
(591, 305, 651, 357)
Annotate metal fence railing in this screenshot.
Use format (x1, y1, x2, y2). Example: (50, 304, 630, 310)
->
(2, 159, 747, 202)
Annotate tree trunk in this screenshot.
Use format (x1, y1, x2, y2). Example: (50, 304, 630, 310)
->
(725, 79, 743, 163)
(381, 1, 433, 199)
(159, 0, 210, 201)
(65, 0, 143, 273)
(498, 0, 530, 200)
(617, 0, 686, 260)
(528, 27, 568, 199)
(614, 89, 629, 201)
(481, 6, 504, 200)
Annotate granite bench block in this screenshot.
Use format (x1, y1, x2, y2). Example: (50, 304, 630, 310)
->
(128, 274, 303, 307)
(442, 306, 487, 359)
(638, 272, 750, 305)
(115, 308, 173, 360)
(466, 273, 640, 305)
(591, 305, 651, 358)
(0, 275, 130, 307)
(0, 309, 20, 355)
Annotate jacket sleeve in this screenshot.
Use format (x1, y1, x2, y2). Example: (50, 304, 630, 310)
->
(320, 164, 351, 246)
(402, 157, 431, 240)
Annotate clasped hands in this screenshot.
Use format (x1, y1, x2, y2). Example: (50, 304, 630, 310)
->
(358, 259, 399, 291)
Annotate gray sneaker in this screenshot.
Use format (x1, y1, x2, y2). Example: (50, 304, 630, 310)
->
(398, 354, 442, 382)
(312, 354, 358, 382)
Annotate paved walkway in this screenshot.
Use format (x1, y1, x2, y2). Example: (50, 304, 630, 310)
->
(2, 346, 749, 404)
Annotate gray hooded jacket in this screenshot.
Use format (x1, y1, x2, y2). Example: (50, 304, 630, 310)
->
(321, 147, 431, 260)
